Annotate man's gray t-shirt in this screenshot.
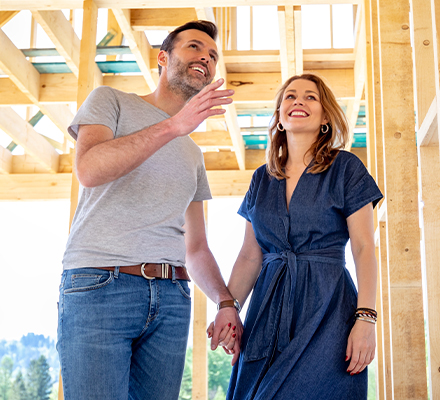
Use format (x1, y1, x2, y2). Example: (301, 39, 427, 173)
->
(62, 86, 212, 270)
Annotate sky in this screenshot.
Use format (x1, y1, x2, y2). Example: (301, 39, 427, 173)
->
(0, 5, 356, 342)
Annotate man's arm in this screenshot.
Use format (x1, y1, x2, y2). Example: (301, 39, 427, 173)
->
(75, 79, 233, 187)
(184, 201, 242, 355)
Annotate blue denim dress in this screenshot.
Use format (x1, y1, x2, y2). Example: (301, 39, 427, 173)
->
(227, 151, 383, 400)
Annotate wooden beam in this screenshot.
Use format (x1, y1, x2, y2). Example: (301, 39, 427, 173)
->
(278, 6, 296, 82)
(0, 28, 40, 103)
(106, 10, 123, 61)
(130, 8, 197, 30)
(0, 29, 74, 140)
(196, 7, 246, 170)
(31, 11, 81, 77)
(77, 0, 99, 106)
(411, 2, 440, 398)
(419, 146, 440, 400)
(377, 0, 428, 397)
(2, 69, 356, 107)
(0, 173, 72, 201)
(0, 1, 362, 11)
(207, 170, 254, 197)
(277, 6, 302, 81)
(0, 107, 60, 173)
(0, 11, 18, 27)
(0, 146, 12, 174)
(112, 8, 157, 91)
(190, 130, 233, 148)
(345, 4, 366, 150)
(417, 97, 438, 147)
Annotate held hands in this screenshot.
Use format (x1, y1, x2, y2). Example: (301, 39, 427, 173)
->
(345, 319, 376, 375)
(207, 307, 243, 366)
(170, 78, 234, 137)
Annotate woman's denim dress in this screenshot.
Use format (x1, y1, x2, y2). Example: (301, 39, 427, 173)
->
(227, 151, 383, 400)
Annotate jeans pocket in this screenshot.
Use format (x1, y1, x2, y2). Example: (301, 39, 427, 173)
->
(174, 280, 191, 300)
(64, 271, 114, 294)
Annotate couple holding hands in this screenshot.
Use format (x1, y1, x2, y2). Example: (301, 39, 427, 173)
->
(57, 19, 381, 400)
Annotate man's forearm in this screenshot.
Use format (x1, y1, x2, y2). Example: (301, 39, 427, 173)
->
(186, 248, 233, 304)
(76, 119, 177, 187)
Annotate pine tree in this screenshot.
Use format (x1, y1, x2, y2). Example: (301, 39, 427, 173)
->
(26, 356, 51, 400)
(0, 356, 14, 400)
(10, 371, 27, 400)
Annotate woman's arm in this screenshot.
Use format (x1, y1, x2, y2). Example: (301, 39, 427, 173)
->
(228, 220, 264, 308)
(345, 202, 377, 375)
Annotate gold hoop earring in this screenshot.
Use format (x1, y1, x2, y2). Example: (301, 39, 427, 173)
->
(321, 124, 329, 134)
(277, 122, 285, 132)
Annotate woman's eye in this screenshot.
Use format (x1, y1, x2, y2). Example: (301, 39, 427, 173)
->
(307, 96, 317, 100)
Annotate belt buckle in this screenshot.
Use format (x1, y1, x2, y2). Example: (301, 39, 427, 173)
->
(141, 263, 170, 280)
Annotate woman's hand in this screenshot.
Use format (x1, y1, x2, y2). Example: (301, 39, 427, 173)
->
(345, 320, 376, 375)
(207, 319, 242, 366)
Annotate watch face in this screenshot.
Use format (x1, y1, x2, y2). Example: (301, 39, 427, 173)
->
(234, 299, 241, 312)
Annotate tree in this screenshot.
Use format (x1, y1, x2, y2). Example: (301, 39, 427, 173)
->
(208, 347, 232, 398)
(179, 348, 192, 400)
(10, 371, 27, 400)
(26, 356, 51, 400)
(0, 356, 14, 400)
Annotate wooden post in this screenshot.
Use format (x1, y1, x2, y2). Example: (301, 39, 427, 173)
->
(376, 0, 428, 397)
(192, 202, 209, 399)
(411, 1, 440, 398)
(60, 2, 99, 399)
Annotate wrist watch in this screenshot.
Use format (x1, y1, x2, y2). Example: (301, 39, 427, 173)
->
(217, 298, 241, 313)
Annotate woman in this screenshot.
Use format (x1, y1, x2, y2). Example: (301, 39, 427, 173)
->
(211, 74, 383, 399)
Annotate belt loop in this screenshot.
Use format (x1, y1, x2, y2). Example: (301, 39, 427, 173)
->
(171, 266, 176, 283)
(114, 266, 120, 279)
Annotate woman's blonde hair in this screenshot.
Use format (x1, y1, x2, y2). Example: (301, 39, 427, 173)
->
(266, 73, 349, 179)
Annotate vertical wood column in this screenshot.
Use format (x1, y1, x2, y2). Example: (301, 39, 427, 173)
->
(413, 1, 440, 397)
(68, 0, 99, 228)
(366, 0, 391, 396)
(376, 0, 428, 398)
(192, 202, 209, 400)
(61, 2, 99, 399)
(363, 1, 384, 397)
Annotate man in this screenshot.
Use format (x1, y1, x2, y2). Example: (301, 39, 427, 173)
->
(57, 20, 241, 400)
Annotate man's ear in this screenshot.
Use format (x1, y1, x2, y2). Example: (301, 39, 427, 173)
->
(158, 50, 168, 69)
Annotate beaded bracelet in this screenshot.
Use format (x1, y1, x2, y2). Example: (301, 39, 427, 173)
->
(355, 307, 377, 317)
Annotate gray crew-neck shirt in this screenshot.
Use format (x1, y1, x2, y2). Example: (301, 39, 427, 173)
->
(62, 86, 212, 270)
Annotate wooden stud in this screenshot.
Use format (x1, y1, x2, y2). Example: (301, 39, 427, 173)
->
(0, 107, 59, 173)
(112, 8, 157, 91)
(0, 173, 72, 201)
(196, 7, 246, 171)
(377, 0, 428, 397)
(130, 8, 197, 30)
(411, 2, 440, 398)
(0, 11, 18, 26)
(192, 201, 209, 400)
(0, 146, 12, 174)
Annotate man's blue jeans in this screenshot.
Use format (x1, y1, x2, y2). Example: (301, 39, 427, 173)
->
(56, 267, 191, 400)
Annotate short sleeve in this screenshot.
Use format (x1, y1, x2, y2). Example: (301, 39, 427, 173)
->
(238, 167, 259, 222)
(193, 160, 212, 202)
(343, 156, 383, 218)
(68, 86, 120, 140)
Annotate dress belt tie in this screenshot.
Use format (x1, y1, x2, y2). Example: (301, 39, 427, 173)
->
(243, 247, 345, 362)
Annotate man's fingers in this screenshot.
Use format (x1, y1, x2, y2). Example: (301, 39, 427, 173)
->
(211, 322, 231, 350)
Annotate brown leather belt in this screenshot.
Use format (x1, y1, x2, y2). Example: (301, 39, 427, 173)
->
(97, 263, 190, 281)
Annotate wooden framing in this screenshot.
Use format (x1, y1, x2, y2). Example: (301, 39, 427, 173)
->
(1, 2, 439, 399)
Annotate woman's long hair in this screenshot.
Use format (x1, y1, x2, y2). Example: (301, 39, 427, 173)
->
(266, 73, 349, 179)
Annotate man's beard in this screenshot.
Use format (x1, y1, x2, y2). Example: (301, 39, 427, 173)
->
(167, 55, 212, 101)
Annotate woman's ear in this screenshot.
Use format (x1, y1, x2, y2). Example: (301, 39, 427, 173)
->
(322, 114, 329, 125)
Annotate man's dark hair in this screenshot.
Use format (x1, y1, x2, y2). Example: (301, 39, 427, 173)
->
(158, 20, 218, 75)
